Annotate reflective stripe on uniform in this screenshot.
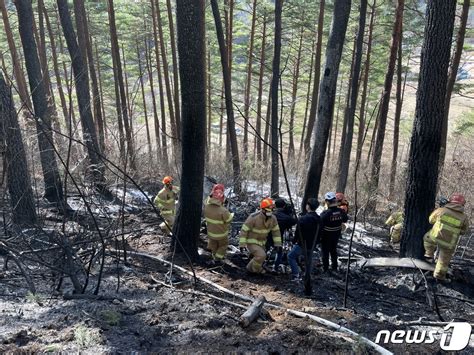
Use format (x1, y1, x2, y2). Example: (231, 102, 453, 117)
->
(271, 225, 279, 231)
(205, 217, 224, 225)
(273, 237, 282, 245)
(246, 238, 266, 246)
(241, 224, 251, 232)
(208, 231, 228, 239)
(324, 226, 342, 232)
(156, 197, 175, 204)
(440, 214, 462, 227)
(252, 228, 270, 234)
(161, 210, 174, 215)
(239, 237, 247, 245)
(225, 213, 234, 223)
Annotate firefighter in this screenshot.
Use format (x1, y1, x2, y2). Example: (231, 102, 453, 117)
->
(319, 192, 348, 272)
(424, 193, 470, 281)
(385, 206, 404, 243)
(154, 176, 179, 235)
(204, 184, 234, 262)
(239, 198, 282, 274)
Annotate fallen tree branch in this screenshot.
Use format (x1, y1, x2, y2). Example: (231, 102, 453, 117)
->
(359, 257, 435, 271)
(128, 250, 393, 355)
(240, 295, 266, 327)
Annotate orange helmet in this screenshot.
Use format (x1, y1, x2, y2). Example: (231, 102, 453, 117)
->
(260, 198, 275, 210)
(162, 176, 173, 185)
(449, 193, 466, 206)
(211, 184, 225, 203)
(336, 192, 345, 202)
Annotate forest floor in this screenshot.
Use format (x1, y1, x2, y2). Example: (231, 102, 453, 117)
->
(0, 191, 473, 354)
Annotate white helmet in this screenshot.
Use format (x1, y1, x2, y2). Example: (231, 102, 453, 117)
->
(325, 192, 336, 201)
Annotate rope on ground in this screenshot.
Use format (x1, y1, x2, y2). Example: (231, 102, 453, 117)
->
(126, 250, 393, 355)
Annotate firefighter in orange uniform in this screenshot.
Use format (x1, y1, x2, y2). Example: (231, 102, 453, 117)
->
(424, 193, 469, 281)
(154, 176, 179, 235)
(204, 184, 234, 261)
(239, 198, 282, 274)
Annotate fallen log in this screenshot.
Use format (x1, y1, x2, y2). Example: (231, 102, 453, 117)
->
(126, 250, 393, 355)
(240, 295, 266, 327)
(358, 257, 434, 271)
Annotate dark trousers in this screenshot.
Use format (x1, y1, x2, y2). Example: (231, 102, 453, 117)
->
(321, 237, 339, 271)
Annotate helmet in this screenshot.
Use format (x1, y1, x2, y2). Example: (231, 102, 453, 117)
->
(324, 192, 336, 201)
(335, 192, 345, 202)
(162, 176, 173, 185)
(211, 184, 225, 202)
(449, 193, 466, 206)
(260, 198, 275, 210)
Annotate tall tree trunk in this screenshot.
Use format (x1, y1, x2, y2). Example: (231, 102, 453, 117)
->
(0, 0, 31, 112)
(57, 0, 106, 189)
(137, 40, 152, 160)
(368, 0, 404, 212)
(439, 0, 470, 171)
(270, 0, 283, 197)
(108, 0, 135, 170)
(156, 0, 178, 144)
(356, 2, 375, 165)
(400, 0, 456, 258)
(302, 0, 351, 210)
(255, 14, 267, 162)
(173, 0, 206, 260)
(95, 42, 107, 140)
(336, 0, 367, 193)
(388, 31, 403, 199)
(150, 0, 170, 164)
(166, 0, 180, 136)
(37, 0, 59, 132)
(15, 0, 64, 204)
(0, 74, 36, 226)
(288, 27, 304, 162)
(121, 44, 133, 135)
(303, 0, 325, 156)
(243, 0, 257, 158)
(42, 4, 70, 131)
(210, 0, 241, 194)
(207, 47, 212, 153)
(299, 34, 316, 160)
(263, 85, 272, 165)
(74, 0, 105, 153)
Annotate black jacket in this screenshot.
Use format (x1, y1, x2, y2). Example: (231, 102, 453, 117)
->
(293, 212, 321, 249)
(266, 208, 297, 248)
(319, 206, 348, 241)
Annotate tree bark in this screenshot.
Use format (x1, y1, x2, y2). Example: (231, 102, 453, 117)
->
(336, 0, 367, 193)
(15, 0, 64, 204)
(166, 0, 181, 136)
(255, 14, 267, 162)
(303, 0, 325, 156)
(0, 74, 36, 226)
(302, 0, 351, 210)
(156, 0, 178, 144)
(355, 2, 375, 165)
(108, 0, 135, 170)
(210, 0, 241, 194)
(173, 0, 206, 260)
(368, 0, 404, 212)
(288, 27, 304, 162)
(243, 0, 257, 158)
(388, 31, 404, 199)
(57, 0, 106, 190)
(0, 0, 31, 112)
(439, 0, 470, 172)
(42, 4, 70, 132)
(400, 0, 456, 259)
(270, 0, 283, 197)
(74, 0, 105, 153)
(137, 40, 152, 160)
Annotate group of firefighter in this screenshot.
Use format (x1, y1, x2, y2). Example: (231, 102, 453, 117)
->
(154, 176, 470, 283)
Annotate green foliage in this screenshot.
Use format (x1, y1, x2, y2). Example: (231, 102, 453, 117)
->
(74, 325, 102, 349)
(454, 109, 474, 137)
(100, 309, 122, 326)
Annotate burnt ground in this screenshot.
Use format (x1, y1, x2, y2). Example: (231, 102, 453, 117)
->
(0, 200, 473, 354)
